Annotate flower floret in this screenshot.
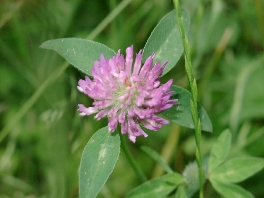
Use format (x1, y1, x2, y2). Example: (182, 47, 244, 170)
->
(77, 45, 177, 143)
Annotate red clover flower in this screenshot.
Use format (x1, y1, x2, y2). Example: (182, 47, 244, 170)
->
(77, 45, 177, 143)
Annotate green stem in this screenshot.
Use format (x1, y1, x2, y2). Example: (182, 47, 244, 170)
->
(0, 0, 131, 143)
(119, 132, 147, 183)
(173, 1, 204, 197)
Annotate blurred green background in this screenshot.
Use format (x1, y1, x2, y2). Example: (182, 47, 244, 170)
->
(0, 0, 263, 197)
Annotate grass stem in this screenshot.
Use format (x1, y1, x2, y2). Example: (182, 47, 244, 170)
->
(173, 1, 204, 197)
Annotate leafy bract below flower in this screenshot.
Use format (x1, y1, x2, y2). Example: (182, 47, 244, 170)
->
(77, 45, 177, 143)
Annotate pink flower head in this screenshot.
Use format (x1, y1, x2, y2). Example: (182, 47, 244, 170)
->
(77, 45, 177, 143)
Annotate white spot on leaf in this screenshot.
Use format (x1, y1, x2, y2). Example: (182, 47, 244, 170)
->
(99, 144, 107, 160)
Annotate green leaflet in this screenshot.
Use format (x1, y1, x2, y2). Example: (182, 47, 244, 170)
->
(40, 38, 115, 76)
(161, 85, 213, 132)
(143, 9, 190, 76)
(79, 127, 120, 198)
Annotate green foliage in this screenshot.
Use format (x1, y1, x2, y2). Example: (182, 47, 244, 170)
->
(210, 179, 254, 198)
(210, 157, 264, 183)
(208, 129, 231, 173)
(40, 38, 115, 76)
(40, 10, 212, 197)
(41, 37, 212, 134)
(208, 130, 264, 198)
(181, 161, 200, 197)
(162, 85, 213, 132)
(142, 10, 190, 76)
(79, 127, 120, 198)
(175, 186, 188, 198)
(1, 0, 264, 197)
(127, 173, 184, 198)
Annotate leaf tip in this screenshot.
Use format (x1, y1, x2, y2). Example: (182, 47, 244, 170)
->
(39, 40, 50, 49)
